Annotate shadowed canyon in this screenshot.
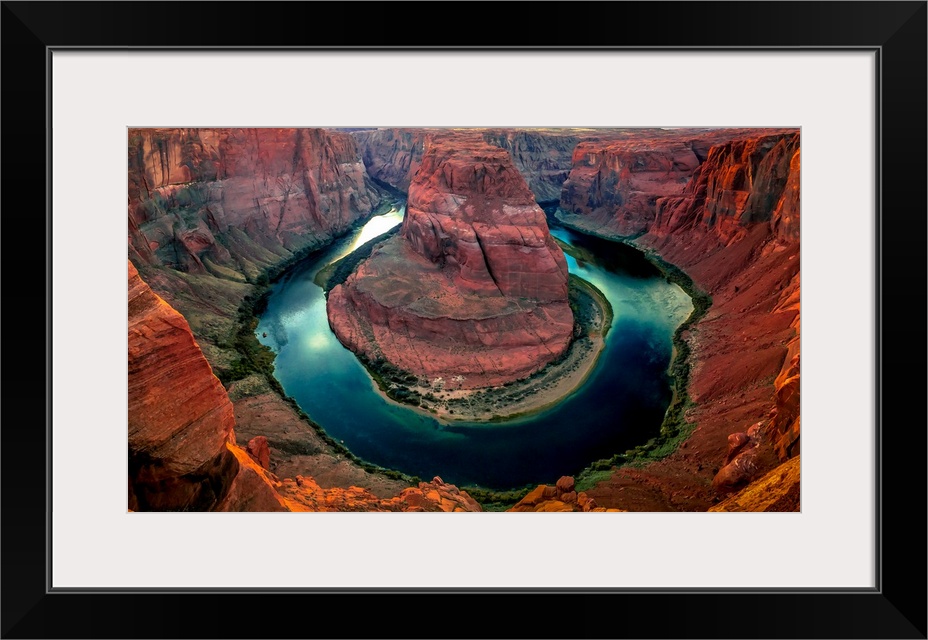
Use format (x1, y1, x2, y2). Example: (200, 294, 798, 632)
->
(128, 127, 800, 512)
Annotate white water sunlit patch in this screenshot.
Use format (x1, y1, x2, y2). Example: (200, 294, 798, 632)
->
(349, 207, 405, 253)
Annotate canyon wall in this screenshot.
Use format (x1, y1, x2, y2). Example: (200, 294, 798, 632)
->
(557, 128, 795, 237)
(557, 129, 801, 510)
(128, 260, 288, 511)
(354, 128, 605, 203)
(127, 128, 404, 500)
(328, 136, 574, 389)
(129, 127, 385, 280)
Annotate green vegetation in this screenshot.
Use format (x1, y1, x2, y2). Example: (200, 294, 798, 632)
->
(214, 289, 276, 386)
(460, 485, 535, 511)
(212, 197, 423, 490)
(560, 221, 714, 493)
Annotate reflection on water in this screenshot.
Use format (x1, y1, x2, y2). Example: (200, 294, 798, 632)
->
(256, 205, 692, 490)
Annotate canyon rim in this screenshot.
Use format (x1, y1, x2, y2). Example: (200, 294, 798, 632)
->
(128, 127, 800, 513)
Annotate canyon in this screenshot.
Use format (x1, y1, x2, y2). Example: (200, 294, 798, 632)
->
(128, 127, 800, 512)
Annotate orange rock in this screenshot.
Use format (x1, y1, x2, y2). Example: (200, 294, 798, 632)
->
(246, 435, 271, 469)
(128, 262, 290, 512)
(555, 476, 575, 494)
(518, 485, 548, 507)
(726, 432, 751, 464)
(534, 501, 574, 512)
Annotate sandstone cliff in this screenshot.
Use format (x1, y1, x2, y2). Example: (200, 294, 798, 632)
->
(355, 128, 599, 203)
(129, 127, 384, 280)
(328, 136, 574, 390)
(557, 130, 801, 510)
(557, 129, 795, 237)
(128, 260, 288, 511)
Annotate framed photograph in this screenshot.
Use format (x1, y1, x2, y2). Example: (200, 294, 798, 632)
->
(4, 2, 925, 637)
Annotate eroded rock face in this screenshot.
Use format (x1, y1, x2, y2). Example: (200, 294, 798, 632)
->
(128, 260, 237, 479)
(560, 140, 702, 235)
(279, 475, 482, 512)
(651, 132, 801, 244)
(328, 137, 574, 390)
(128, 260, 287, 512)
(479, 130, 582, 202)
(556, 130, 801, 511)
(128, 128, 384, 279)
(353, 128, 427, 193)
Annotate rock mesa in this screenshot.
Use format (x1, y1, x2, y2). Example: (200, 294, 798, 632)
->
(327, 137, 574, 390)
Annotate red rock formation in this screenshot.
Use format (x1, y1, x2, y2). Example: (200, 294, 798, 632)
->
(246, 435, 271, 470)
(129, 260, 236, 477)
(354, 128, 614, 202)
(557, 129, 801, 510)
(327, 137, 574, 390)
(128, 260, 287, 511)
(509, 476, 624, 512)
(479, 130, 582, 202)
(558, 128, 797, 237)
(129, 128, 384, 279)
(709, 456, 800, 512)
(650, 133, 801, 246)
(279, 475, 482, 512)
(560, 139, 701, 235)
(352, 128, 427, 192)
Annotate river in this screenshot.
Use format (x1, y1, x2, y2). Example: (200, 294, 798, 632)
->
(255, 202, 692, 490)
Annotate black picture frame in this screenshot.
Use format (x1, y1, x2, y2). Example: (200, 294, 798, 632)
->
(3, 2, 925, 638)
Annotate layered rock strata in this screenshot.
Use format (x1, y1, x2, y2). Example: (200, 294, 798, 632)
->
(557, 130, 801, 510)
(129, 127, 384, 279)
(128, 260, 287, 511)
(328, 137, 573, 390)
(558, 128, 796, 237)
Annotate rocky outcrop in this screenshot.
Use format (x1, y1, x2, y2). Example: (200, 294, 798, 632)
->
(557, 129, 801, 511)
(509, 476, 624, 512)
(354, 128, 614, 203)
(246, 435, 271, 470)
(649, 132, 801, 247)
(129, 128, 385, 280)
(128, 260, 286, 511)
(327, 137, 574, 390)
(279, 475, 482, 512)
(352, 128, 427, 193)
(709, 456, 800, 512)
(479, 129, 581, 202)
(560, 139, 702, 235)
(558, 129, 796, 237)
